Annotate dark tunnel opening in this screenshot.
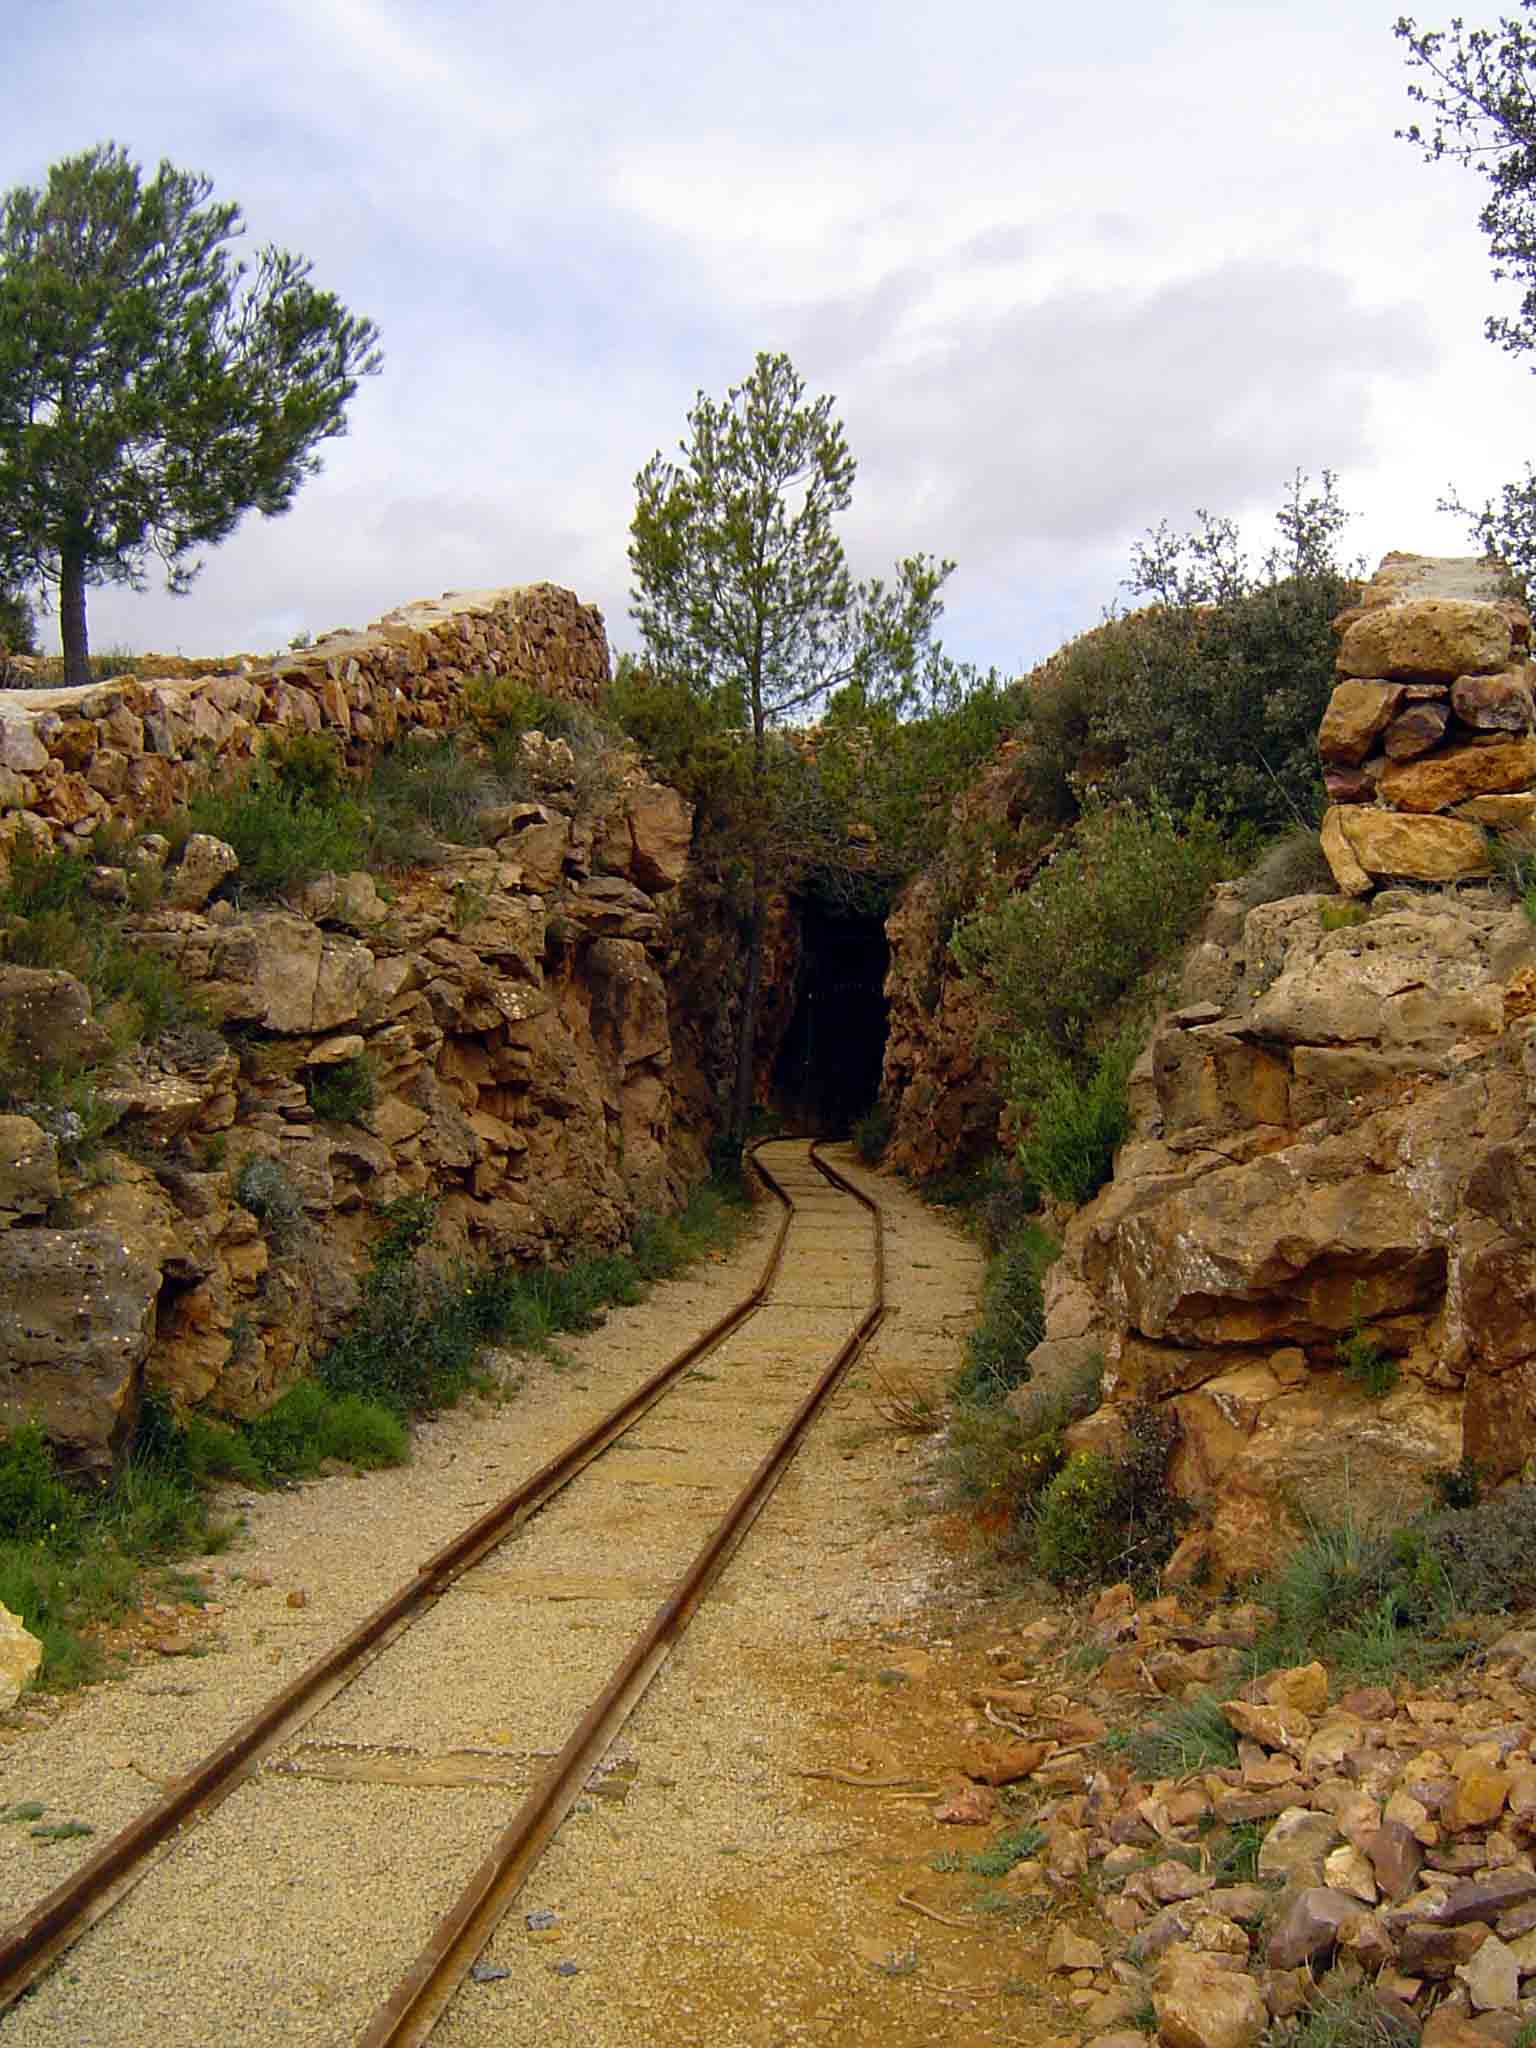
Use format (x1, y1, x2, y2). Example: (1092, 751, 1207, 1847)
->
(770, 896, 890, 1136)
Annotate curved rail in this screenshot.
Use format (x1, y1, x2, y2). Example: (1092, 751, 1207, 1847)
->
(0, 1159, 798, 2013)
(359, 1140, 885, 2047)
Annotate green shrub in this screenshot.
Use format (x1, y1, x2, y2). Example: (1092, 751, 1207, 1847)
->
(952, 800, 1231, 1072)
(1238, 825, 1336, 906)
(953, 1221, 1057, 1405)
(1126, 1693, 1240, 1777)
(364, 735, 508, 865)
(1018, 1036, 1137, 1207)
(306, 1054, 377, 1123)
(1020, 478, 1354, 836)
(0, 843, 199, 1071)
(234, 1155, 306, 1251)
(852, 1102, 893, 1164)
(184, 760, 372, 897)
(1031, 1404, 1186, 1590)
(1336, 1296, 1399, 1399)
(0, 1425, 83, 1546)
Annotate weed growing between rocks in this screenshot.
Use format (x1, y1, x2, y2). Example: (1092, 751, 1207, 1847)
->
(1124, 1692, 1241, 1777)
(305, 1052, 377, 1124)
(1248, 1490, 1536, 1685)
(851, 1100, 892, 1164)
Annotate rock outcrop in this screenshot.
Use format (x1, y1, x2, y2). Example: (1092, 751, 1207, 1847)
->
(1027, 879, 1536, 1576)
(0, 588, 712, 1476)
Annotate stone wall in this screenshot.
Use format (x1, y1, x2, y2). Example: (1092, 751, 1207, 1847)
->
(0, 582, 609, 866)
(1319, 554, 1535, 893)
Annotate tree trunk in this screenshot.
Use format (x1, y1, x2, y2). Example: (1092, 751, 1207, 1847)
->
(730, 853, 766, 1145)
(59, 545, 90, 689)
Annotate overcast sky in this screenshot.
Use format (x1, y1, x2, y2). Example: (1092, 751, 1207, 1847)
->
(6, 0, 1530, 675)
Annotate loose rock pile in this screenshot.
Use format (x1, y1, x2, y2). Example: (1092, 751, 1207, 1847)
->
(929, 1589, 1536, 2048)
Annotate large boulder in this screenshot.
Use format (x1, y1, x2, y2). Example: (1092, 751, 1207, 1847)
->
(0, 1227, 161, 1474)
(199, 913, 376, 1034)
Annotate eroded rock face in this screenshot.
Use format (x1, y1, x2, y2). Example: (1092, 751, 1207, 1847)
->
(0, 745, 706, 1456)
(1041, 885, 1536, 1574)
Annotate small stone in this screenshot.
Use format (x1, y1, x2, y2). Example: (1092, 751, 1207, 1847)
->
(1222, 1701, 1312, 1756)
(1326, 1845, 1380, 1904)
(1147, 1861, 1213, 1905)
(1422, 2014, 1512, 2048)
(1338, 1910, 1397, 1972)
(931, 1779, 997, 1826)
(470, 1960, 512, 1983)
(285, 1589, 308, 1610)
(1366, 1821, 1426, 1902)
(1153, 1949, 1267, 2048)
(1257, 1808, 1343, 1887)
(1046, 1925, 1105, 1973)
(1396, 1921, 1492, 1980)
(1265, 1888, 1361, 1971)
(1451, 1771, 1511, 1831)
(525, 1909, 558, 1931)
(553, 1960, 580, 1977)
(1264, 1662, 1329, 1716)
(1458, 1935, 1521, 2012)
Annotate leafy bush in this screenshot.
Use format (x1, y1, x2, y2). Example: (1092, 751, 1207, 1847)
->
(953, 1221, 1057, 1405)
(952, 801, 1231, 1074)
(1020, 476, 1354, 836)
(306, 1053, 376, 1123)
(1031, 1404, 1186, 1590)
(1336, 1290, 1399, 1398)
(0, 584, 37, 655)
(0, 843, 199, 1073)
(184, 757, 371, 896)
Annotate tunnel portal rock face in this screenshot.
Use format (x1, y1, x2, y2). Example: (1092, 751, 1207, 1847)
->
(770, 897, 889, 1136)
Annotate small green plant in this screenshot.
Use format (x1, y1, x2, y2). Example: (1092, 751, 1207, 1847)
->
(1126, 1693, 1240, 1776)
(240, 1380, 408, 1479)
(1204, 1819, 1266, 1884)
(964, 1823, 1045, 1879)
(1430, 1456, 1484, 1511)
(183, 745, 372, 897)
(1240, 825, 1336, 907)
(1275, 1987, 1416, 2048)
(234, 1154, 306, 1251)
(305, 1054, 376, 1124)
(1319, 900, 1368, 930)
(952, 1221, 1057, 1405)
(1017, 1036, 1137, 1207)
(1335, 1291, 1399, 1398)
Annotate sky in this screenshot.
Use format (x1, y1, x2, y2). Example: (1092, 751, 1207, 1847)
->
(5, 0, 1532, 677)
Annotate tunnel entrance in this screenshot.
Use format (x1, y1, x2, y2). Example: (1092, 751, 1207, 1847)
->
(770, 895, 890, 1136)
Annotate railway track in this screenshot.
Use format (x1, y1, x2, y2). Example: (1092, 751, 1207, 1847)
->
(0, 1139, 885, 2044)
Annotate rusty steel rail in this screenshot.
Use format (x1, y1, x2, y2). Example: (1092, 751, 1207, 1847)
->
(359, 1140, 885, 2047)
(0, 1156, 796, 2015)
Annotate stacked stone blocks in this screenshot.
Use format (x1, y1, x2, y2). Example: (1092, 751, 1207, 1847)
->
(1319, 556, 1536, 894)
